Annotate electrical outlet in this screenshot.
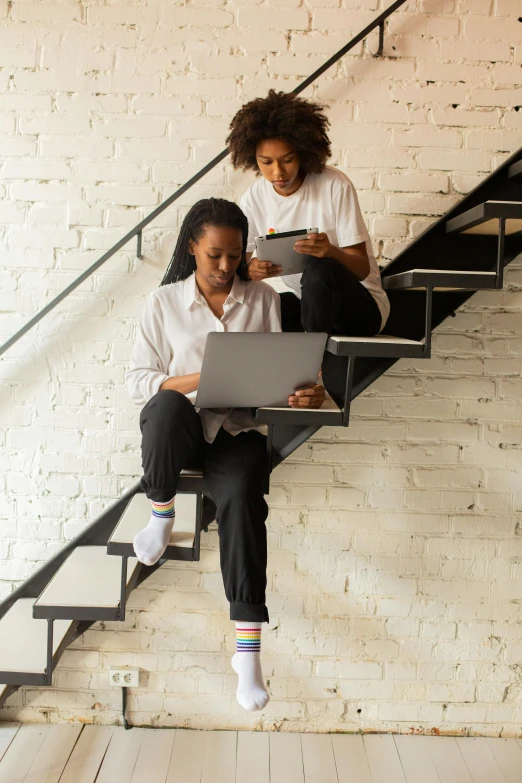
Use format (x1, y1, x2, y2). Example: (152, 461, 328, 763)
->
(108, 667, 140, 688)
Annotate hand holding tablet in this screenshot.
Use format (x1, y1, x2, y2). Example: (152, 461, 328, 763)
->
(293, 231, 332, 259)
(254, 227, 319, 277)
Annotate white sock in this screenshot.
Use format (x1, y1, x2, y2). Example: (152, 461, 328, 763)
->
(231, 622, 269, 712)
(133, 497, 175, 566)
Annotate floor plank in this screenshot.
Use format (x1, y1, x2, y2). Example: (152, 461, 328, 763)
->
(0, 725, 50, 783)
(201, 731, 237, 783)
(456, 737, 507, 783)
(424, 737, 473, 783)
(363, 735, 407, 783)
(96, 727, 145, 783)
(270, 733, 304, 783)
(0, 723, 20, 764)
(236, 731, 269, 783)
(394, 736, 441, 783)
(487, 738, 522, 783)
(59, 726, 113, 783)
(331, 735, 372, 783)
(301, 734, 338, 783)
(24, 724, 83, 783)
(166, 729, 206, 783)
(130, 728, 175, 783)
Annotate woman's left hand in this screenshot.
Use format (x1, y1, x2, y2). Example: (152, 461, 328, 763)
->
(294, 232, 332, 258)
(288, 384, 326, 409)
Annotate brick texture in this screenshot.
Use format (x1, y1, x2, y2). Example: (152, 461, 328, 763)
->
(1, 0, 522, 736)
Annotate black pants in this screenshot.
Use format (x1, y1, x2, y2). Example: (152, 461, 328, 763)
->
(139, 390, 270, 623)
(280, 256, 382, 335)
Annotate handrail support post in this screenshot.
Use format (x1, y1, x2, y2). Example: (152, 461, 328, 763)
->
(119, 556, 128, 621)
(137, 231, 143, 260)
(496, 217, 506, 289)
(423, 287, 433, 358)
(46, 619, 54, 686)
(341, 356, 355, 427)
(265, 424, 274, 494)
(376, 21, 385, 57)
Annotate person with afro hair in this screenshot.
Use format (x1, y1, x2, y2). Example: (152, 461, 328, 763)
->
(227, 90, 390, 339)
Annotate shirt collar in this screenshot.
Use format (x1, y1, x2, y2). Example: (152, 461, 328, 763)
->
(183, 273, 246, 310)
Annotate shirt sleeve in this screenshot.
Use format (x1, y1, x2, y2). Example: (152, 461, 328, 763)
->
(333, 177, 371, 248)
(263, 287, 282, 332)
(240, 190, 258, 254)
(126, 292, 171, 406)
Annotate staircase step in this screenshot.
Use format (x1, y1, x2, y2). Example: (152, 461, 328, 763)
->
(177, 468, 205, 493)
(327, 334, 425, 358)
(256, 397, 344, 426)
(108, 493, 199, 561)
(0, 599, 73, 685)
(445, 200, 522, 235)
(508, 160, 522, 180)
(383, 268, 497, 291)
(33, 547, 140, 621)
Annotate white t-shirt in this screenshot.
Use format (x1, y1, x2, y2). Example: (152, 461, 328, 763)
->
(126, 273, 281, 443)
(240, 165, 390, 330)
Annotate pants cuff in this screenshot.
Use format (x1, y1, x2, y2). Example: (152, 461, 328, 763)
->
(140, 480, 177, 503)
(229, 601, 269, 623)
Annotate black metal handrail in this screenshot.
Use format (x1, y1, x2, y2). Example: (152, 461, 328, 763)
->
(0, 0, 408, 359)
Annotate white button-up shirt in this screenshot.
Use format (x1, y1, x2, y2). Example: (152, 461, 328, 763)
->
(126, 273, 282, 443)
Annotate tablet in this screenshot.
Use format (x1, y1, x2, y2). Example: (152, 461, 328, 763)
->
(254, 227, 318, 276)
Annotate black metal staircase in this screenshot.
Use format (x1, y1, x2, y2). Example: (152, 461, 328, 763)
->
(1, 0, 522, 710)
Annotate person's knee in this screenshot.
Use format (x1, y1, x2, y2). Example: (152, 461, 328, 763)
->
(302, 257, 348, 301)
(140, 388, 192, 428)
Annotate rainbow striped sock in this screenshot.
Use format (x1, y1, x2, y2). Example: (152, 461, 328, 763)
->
(236, 622, 262, 654)
(151, 497, 175, 520)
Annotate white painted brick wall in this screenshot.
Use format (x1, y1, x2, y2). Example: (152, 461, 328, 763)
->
(1, 0, 522, 735)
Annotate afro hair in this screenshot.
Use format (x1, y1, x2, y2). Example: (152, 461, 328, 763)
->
(226, 89, 331, 175)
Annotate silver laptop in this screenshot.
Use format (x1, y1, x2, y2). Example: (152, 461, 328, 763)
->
(195, 332, 327, 409)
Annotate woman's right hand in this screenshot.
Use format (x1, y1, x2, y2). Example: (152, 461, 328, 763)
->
(160, 373, 200, 395)
(247, 259, 283, 281)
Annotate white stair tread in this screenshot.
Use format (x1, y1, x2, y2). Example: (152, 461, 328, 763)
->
(0, 599, 72, 674)
(110, 493, 197, 549)
(329, 335, 422, 346)
(259, 398, 341, 413)
(395, 268, 496, 276)
(34, 547, 139, 609)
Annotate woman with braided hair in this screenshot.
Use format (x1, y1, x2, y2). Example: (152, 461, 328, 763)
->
(227, 89, 390, 338)
(126, 198, 325, 712)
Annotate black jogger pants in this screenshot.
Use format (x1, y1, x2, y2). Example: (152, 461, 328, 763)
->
(279, 256, 382, 336)
(139, 389, 270, 623)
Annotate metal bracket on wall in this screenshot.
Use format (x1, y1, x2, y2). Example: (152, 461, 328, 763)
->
(137, 230, 143, 260)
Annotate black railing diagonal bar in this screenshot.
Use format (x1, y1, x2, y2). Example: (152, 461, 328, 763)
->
(0, 0, 408, 359)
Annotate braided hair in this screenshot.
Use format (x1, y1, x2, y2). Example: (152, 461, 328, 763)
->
(161, 198, 250, 286)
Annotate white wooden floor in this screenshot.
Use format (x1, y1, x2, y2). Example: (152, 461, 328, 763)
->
(0, 724, 522, 782)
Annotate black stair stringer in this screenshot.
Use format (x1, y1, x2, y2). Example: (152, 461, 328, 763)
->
(272, 144, 522, 463)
